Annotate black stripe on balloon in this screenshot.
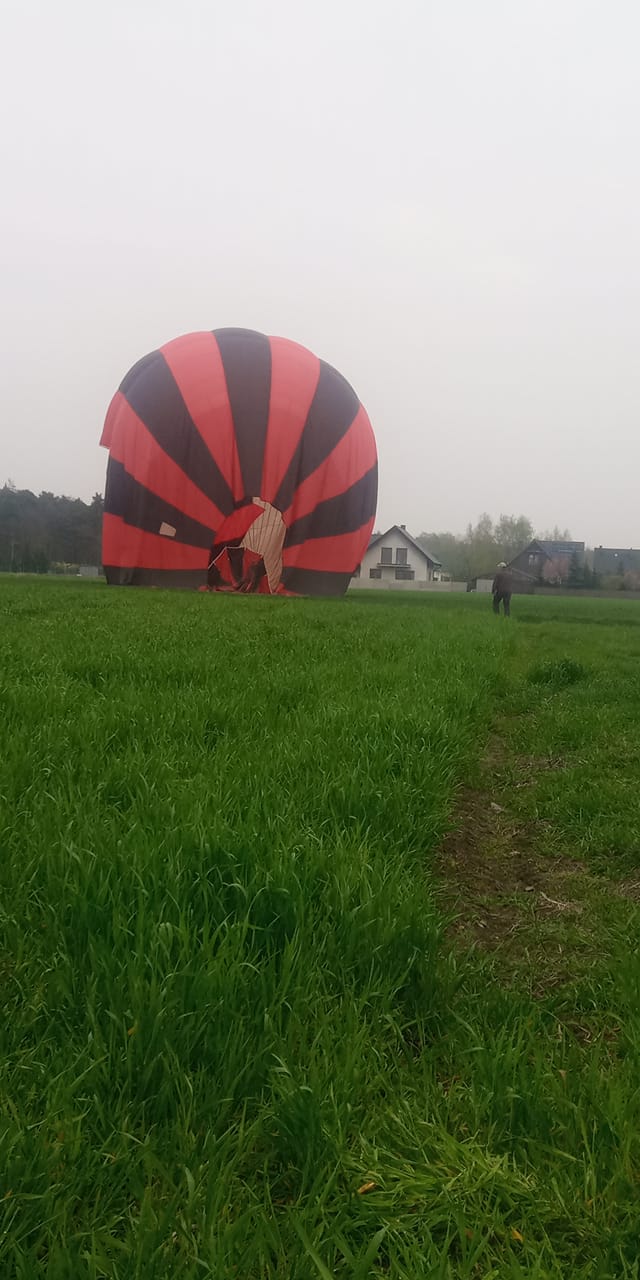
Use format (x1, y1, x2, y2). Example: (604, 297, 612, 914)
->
(119, 349, 158, 397)
(104, 566, 207, 589)
(273, 362, 361, 514)
(213, 328, 271, 498)
(284, 464, 378, 547)
(104, 458, 215, 549)
(280, 566, 353, 597)
(122, 349, 235, 517)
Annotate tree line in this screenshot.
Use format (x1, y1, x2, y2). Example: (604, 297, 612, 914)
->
(0, 483, 103, 574)
(416, 514, 599, 587)
(1, 488, 631, 589)
(417, 514, 536, 582)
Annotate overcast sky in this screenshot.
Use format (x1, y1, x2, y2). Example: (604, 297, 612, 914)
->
(1, 0, 638, 543)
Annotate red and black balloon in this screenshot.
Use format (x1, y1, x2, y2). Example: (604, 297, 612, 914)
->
(100, 328, 377, 596)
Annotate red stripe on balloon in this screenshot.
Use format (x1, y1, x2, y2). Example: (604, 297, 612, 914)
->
(212, 502, 264, 544)
(160, 332, 243, 498)
(103, 513, 210, 570)
(281, 523, 373, 572)
(282, 406, 376, 525)
(106, 392, 225, 532)
(261, 337, 320, 504)
(100, 392, 120, 449)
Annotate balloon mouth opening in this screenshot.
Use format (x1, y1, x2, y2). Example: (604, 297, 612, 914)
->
(206, 498, 286, 594)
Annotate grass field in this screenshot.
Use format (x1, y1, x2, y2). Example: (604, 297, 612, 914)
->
(1, 577, 640, 1278)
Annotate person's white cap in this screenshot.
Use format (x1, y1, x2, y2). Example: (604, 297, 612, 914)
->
(497, 561, 507, 568)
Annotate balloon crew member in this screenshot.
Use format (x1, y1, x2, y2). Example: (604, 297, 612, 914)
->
(492, 562, 512, 616)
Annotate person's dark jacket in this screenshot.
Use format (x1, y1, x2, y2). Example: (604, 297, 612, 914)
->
(492, 568, 512, 595)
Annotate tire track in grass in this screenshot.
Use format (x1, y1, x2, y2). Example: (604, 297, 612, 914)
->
(437, 604, 640, 1012)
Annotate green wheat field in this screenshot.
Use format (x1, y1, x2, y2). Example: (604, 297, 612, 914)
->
(1, 576, 640, 1278)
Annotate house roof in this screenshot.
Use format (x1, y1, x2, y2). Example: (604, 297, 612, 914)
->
(593, 546, 640, 574)
(475, 540, 586, 586)
(368, 525, 442, 567)
(536, 539, 585, 557)
(507, 539, 585, 568)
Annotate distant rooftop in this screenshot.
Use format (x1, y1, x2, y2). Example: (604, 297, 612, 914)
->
(536, 539, 585, 556)
(594, 546, 640, 574)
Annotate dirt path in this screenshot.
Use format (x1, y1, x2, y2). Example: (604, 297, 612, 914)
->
(437, 726, 635, 1001)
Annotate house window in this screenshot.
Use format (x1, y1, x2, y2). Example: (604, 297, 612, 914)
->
(369, 567, 382, 579)
(528, 554, 538, 567)
(395, 567, 415, 581)
(380, 546, 392, 564)
(395, 547, 407, 565)
(352, 564, 361, 577)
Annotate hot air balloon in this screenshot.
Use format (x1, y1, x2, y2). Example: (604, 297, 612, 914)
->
(100, 329, 377, 596)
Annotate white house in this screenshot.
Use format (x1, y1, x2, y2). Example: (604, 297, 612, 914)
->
(354, 525, 442, 584)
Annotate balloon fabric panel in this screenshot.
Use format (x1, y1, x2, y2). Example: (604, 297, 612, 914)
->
(100, 328, 377, 596)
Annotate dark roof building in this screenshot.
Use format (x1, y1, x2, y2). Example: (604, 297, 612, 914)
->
(593, 547, 640, 576)
(508, 539, 585, 583)
(536, 539, 584, 558)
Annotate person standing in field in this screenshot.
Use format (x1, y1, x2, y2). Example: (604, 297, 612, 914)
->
(492, 562, 512, 616)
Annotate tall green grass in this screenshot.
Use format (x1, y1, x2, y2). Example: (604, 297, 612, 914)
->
(1, 578, 640, 1277)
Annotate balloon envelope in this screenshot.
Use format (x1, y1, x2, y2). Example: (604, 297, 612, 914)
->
(100, 328, 378, 595)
